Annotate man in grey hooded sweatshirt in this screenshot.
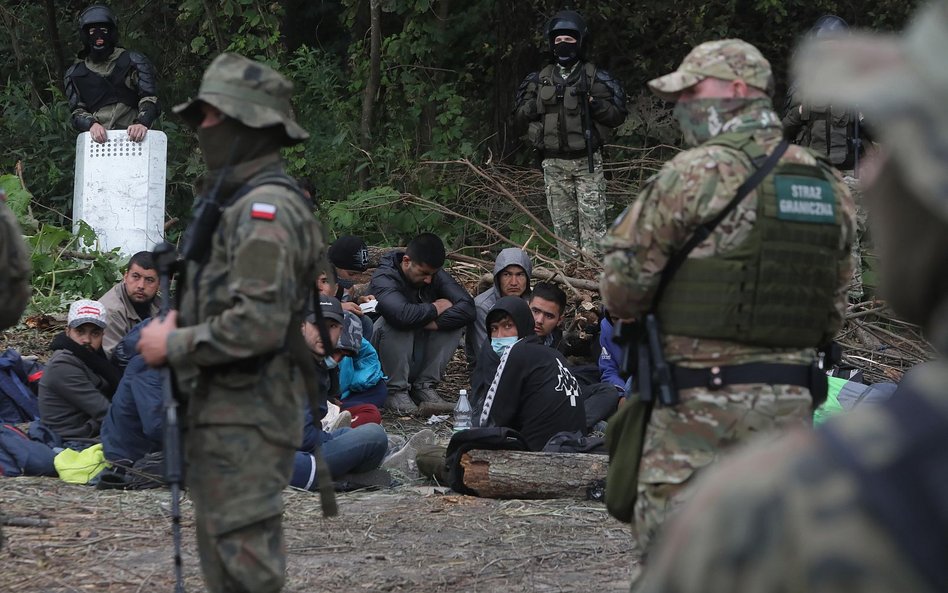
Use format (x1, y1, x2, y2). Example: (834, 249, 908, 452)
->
(466, 247, 533, 367)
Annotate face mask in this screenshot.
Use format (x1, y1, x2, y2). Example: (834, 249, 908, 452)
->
(336, 278, 355, 290)
(554, 41, 579, 67)
(672, 97, 751, 146)
(324, 356, 338, 369)
(491, 336, 518, 356)
(87, 27, 114, 61)
(196, 117, 284, 171)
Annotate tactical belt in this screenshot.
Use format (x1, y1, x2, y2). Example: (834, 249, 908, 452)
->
(672, 361, 826, 404)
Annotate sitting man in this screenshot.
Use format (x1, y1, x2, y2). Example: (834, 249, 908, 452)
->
(38, 299, 121, 441)
(327, 235, 376, 340)
(466, 247, 533, 367)
(333, 311, 387, 426)
(370, 233, 475, 413)
(100, 321, 163, 467)
(291, 296, 389, 491)
(529, 282, 567, 350)
(471, 296, 586, 451)
(98, 250, 159, 356)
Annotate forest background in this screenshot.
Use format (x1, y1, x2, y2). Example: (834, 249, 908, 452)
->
(0, 0, 919, 311)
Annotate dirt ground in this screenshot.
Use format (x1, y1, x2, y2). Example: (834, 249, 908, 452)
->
(1, 477, 638, 593)
(1, 327, 639, 593)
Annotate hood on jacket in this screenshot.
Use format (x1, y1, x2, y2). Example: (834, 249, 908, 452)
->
(486, 296, 536, 339)
(338, 311, 364, 354)
(493, 248, 533, 295)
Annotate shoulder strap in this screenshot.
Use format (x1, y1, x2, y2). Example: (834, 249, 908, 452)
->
(650, 140, 789, 309)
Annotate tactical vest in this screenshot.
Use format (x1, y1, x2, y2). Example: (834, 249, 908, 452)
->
(68, 51, 139, 114)
(799, 104, 856, 168)
(657, 134, 844, 348)
(532, 62, 608, 156)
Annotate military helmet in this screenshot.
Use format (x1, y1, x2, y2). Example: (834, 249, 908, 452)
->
(78, 4, 118, 49)
(545, 10, 588, 53)
(79, 4, 117, 29)
(173, 53, 309, 146)
(811, 15, 849, 38)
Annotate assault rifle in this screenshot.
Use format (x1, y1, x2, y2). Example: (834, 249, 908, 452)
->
(152, 241, 185, 593)
(579, 69, 595, 173)
(612, 316, 679, 407)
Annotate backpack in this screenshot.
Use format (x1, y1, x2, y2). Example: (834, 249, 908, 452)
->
(0, 349, 41, 424)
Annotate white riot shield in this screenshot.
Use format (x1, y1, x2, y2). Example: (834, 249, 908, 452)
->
(72, 130, 167, 255)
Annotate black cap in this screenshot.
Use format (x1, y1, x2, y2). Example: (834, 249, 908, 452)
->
(307, 295, 344, 325)
(328, 235, 369, 272)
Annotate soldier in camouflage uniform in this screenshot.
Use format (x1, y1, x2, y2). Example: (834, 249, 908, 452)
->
(600, 39, 856, 552)
(783, 15, 869, 299)
(0, 188, 31, 331)
(137, 53, 324, 593)
(513, 10, 627, 259)
(635, 4, 948, 591)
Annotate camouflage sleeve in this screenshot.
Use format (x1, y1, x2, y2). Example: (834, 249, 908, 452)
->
(167, 188, 316, 368)
(600, 147, 749, 319)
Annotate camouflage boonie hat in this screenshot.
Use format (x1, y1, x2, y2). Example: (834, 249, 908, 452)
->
(793, 0, 948, 222)
(648, 39, 774, 101)
(173, 52, 308, 145)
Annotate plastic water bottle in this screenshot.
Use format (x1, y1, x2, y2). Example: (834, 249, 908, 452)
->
(453, 389, 472, 432)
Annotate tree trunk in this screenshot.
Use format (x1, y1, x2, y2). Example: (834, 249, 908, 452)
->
(359, 0, 382, 190)
(460, 449, 608, 500)
(43, 0, 66, 86)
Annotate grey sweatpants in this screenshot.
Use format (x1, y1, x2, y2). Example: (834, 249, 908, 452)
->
(371, 317, 462, 393)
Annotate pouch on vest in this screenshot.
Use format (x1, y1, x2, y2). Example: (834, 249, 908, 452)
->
(604, 397, 651, 522)
(444, 427, 529, 495)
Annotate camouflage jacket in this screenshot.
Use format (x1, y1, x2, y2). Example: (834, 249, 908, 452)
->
(0, 199, 31, 330)
(600, 102, 856, 366)
(634, 359, 948, 593)
(167, 153, 324, 448)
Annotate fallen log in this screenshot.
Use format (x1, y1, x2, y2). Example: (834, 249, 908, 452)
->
(460, 449, 607, 500)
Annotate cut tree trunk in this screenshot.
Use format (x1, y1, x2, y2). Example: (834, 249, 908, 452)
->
(460, 449, 607, 500)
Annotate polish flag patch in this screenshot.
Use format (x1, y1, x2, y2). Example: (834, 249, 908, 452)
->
(250, 202, 277, 221)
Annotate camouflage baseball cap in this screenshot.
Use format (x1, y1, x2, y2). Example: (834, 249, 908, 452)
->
(648, 39, 774, 101)
(793, 0, 948, 222)
(173, 52, 308, 145)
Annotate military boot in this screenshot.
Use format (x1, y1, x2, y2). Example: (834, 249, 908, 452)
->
(411, 383, 447, 405)
(384, 390, 418, 414)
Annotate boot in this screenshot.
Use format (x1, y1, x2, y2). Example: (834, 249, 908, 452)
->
(384, 390, 418, 414)
(381, 429, 437, 479)
(411, 383, 447, 405)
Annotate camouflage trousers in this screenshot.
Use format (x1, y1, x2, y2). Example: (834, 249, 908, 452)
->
(843, 175, 868, 300)
(188, 424, 296, 593)
(632, 383, 812, 553)
(542, 153, 607, 259)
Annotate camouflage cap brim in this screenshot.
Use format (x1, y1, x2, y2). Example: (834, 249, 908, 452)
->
(647, 70, 704, 101)
(173, 95, 309, 145)
(793, 1, 948, 221)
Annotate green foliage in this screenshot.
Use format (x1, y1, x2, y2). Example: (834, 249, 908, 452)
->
(26, 221, 123, 315)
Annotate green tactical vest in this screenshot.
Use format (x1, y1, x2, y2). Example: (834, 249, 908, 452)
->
(657, 134, 844, 348)
(532, 62, 608, 154)
(799, 103, 854, 168)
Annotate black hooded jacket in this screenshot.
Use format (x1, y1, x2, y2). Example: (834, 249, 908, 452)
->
(471, 296, 586, 451)
(369, 251, 475, 331)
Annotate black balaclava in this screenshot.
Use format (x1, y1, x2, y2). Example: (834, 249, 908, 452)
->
(196, 114, 286, 171)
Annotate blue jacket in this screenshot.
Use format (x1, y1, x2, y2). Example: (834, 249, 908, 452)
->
(339, 338, 385, 399)
(598, 317, 627, 390)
